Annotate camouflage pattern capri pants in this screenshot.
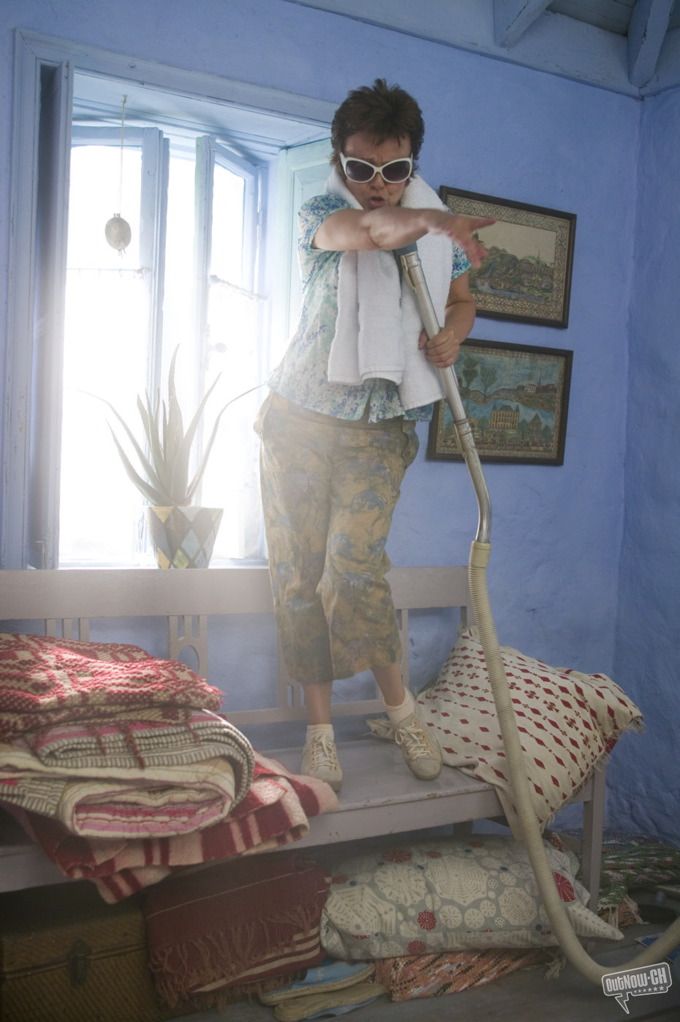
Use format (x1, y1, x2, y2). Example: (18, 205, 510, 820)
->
(257, 393, 419, 686)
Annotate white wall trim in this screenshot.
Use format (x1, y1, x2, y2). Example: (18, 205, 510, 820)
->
(15, 30, 338, 125)
(2, 32, 70, 566)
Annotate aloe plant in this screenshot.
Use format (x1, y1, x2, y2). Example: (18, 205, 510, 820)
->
(102, 349, 236, 507)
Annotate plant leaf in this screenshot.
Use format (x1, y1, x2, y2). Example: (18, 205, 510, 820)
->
(185, 386, 249, 501)
(107, 426, 167, 505)
(91, 345, 264, 508)
(98, 398, 165, 493)
(165, 349, 190, 503)
(137, 393, 170, 497)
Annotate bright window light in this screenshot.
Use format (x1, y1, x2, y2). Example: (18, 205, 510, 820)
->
(60, 144, 151, 566)
(59, 136, 263, 566)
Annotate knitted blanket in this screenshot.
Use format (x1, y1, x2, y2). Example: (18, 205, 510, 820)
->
(0, 633, 222, 740)
(144, 853, 330, 1007)
(22, 708, 251, 775)
(11, 754, 338, 902)
(0, 751, 239, 837)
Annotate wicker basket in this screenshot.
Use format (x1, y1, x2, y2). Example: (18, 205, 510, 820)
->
(0, 882, 186, 1022)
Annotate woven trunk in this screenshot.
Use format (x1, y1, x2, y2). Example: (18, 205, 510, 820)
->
(0, 882, 189, 1022)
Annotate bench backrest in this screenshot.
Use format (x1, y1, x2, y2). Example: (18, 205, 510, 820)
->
(0, 566, 472, 725)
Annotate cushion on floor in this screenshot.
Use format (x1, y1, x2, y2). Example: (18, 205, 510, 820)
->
(320, 835, 623, 960)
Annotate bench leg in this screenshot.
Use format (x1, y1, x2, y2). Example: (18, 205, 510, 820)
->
(581, 766, 606, 910)
(452, 821, 474, 839)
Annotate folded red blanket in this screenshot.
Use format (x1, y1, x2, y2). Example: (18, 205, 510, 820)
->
(143, 853, 330, 1006)
(0, 633, 222, 740)
(9, 754, 338, 901)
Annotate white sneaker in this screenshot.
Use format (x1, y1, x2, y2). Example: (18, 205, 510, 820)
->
(301, 732, 343, 792)
(393, 712, 442, 781)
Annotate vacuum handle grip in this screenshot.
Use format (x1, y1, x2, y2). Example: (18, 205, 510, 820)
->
(396, 248, 442, 340)
(393, 242, 419, 258)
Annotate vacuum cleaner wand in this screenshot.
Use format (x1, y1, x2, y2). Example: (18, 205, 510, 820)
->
(395, 244, 491, 543)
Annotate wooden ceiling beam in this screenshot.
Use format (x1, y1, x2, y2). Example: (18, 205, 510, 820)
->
(282, 1, 680, 96)
(628, 0, 674, 86)
(493, 0, 552, 47)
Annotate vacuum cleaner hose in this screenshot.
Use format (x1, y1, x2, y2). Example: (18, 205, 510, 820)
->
(470, 540, 680, 982)
(396, 243, 680, 984)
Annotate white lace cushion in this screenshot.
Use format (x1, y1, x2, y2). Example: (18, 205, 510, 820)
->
(320, 836, 622, 960)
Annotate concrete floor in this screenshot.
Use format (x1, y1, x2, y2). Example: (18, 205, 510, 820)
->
(167, 921, 680, 1022)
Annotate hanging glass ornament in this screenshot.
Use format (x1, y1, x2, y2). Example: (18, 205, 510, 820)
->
(105, 95, 132, 253)
(105, 214, 132, 251)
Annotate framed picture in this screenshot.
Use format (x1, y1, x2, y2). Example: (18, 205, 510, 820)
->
(427, 339, 573, 465)
(440, 186, 576, 328)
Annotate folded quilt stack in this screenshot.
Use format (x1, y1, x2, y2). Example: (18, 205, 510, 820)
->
(12, 753, 338, 902)
(0, 633, 337, 902)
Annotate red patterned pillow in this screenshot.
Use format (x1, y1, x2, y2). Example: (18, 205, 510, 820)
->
(0, 633, 222, 740)
(417, 628, 643, 831)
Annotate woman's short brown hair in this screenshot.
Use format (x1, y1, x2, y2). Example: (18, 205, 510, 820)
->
(330, 78, 425, 168)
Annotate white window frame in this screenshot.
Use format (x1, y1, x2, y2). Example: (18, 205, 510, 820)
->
(2, 30, 335, 569)
(194, 135, 263, 390)
(70, 123, 169, 387)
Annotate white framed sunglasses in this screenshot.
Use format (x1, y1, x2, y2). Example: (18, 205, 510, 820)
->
(339, 152, 413, 184)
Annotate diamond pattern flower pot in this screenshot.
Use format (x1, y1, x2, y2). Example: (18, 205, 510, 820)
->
(147, 506, 223, 569)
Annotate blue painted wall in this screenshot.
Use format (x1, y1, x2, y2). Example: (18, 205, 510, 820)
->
(0, 1, 674, 838)
(607, 88, 680, 845)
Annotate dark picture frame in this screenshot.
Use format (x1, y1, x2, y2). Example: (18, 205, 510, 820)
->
(427, 339, 573, 465)
(440, 186, 576, 328)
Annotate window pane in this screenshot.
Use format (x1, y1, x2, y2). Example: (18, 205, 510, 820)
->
(201, 301, 264, 560)
(162, 150, 198, 411)
(59, 137, 266, 566)
(210, 163, 245, 284)
(201, 162, 263, 560)
(60, 144, 152, 566)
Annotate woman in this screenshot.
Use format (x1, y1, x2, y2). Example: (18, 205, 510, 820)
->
(257, 79, 489, 791)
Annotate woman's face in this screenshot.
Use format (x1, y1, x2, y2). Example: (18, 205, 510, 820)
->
(339, 131, 412, 211)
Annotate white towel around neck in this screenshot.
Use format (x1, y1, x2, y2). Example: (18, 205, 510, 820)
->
(326, 166, 453, 410)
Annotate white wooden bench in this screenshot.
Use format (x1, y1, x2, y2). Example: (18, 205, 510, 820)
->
(0, 566, 605, 904)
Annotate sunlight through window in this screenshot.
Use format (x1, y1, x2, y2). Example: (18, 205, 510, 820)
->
(59, 135, 261, 565)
